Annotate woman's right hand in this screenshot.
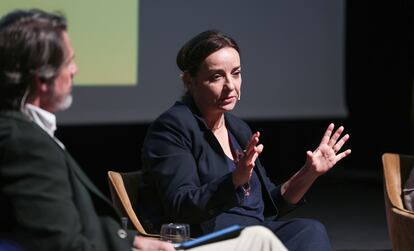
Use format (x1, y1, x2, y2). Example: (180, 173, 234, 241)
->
(232, 131, 264, 188)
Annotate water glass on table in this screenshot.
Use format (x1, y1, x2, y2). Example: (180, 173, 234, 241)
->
(160, 223, 190, 244)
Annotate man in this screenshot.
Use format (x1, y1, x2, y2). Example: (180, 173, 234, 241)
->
(0, 9, 287, 251)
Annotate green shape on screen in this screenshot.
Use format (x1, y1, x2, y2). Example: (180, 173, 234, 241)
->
(0, 0, 139, 86)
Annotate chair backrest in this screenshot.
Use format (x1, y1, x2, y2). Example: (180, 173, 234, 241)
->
(107, 170, 161, 238)
(382, 153, 414, 251)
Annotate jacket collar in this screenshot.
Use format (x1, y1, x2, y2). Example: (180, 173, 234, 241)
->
(180, 96, 250, 149)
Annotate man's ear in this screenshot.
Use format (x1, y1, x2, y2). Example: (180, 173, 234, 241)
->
(25, 75, 49, 105)
(33, 75, 49, 93)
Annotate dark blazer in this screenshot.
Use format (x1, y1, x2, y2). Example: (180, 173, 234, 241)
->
(142, 99, 301, 236)
(0, 111, 135, 251)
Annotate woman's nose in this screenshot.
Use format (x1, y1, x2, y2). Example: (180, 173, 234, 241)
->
(224, 76, 235, 90)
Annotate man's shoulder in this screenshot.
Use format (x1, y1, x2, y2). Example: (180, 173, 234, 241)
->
(0, 111, 31, 136)
(0, 111, 40, 133)
(0, 110, 29, 123)
(0, 111, 54, 148)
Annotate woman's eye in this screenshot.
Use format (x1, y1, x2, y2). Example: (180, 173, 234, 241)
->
(210, 74, 222, 81)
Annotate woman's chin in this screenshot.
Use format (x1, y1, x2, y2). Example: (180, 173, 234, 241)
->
(218, 102, 236, 111)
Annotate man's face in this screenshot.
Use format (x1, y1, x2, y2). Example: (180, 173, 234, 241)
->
(45, 31, 78, 112)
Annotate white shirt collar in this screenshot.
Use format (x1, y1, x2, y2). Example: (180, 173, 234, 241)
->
(23, 104, 64, 149)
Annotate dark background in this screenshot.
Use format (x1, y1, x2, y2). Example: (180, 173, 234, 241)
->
(56, 1, 413, 198)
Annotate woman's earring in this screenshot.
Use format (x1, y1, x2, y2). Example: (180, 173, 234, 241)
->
(237, 91, 241, 101)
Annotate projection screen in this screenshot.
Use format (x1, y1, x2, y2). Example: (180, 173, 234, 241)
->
(1, 0, 347, 124)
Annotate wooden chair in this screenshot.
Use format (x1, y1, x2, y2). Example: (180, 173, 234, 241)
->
(382, 153, 414, 251)
(107, 170, 160, 238)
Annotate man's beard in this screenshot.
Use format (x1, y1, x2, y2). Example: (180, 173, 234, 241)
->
(56, 94, 73, 111)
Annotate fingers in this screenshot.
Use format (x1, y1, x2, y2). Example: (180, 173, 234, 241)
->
(248, 144, 264, 165)
(316, 123, 351, 161)
(233, 132, 264, 187)
(333, 133, 350, 153)
(243, 144, 263, 167)
(244, 132, 264, 166)
(335, 149, 352, 162)
(320, 123, 349, 150)
(320, 123, 334, 145)
(134, 236, 176, 251)
(245, 131, 260, 154)
(328, 125, 344, 147)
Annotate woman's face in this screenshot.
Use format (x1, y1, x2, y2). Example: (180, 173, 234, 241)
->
(189, 47, 241, 117)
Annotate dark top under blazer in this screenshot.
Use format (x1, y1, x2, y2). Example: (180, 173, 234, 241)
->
(0, 111, 135, 251)
(142, 99, 300, 236)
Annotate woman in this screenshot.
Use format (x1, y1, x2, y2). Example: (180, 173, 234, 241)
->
(141, 30, 351, 251)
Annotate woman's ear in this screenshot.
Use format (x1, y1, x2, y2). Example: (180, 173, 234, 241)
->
(182, 71, 193, 91)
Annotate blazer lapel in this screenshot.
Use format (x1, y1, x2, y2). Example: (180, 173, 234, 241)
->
(224, 114, 250, 149)
(183, 99, 229, 161)
(225, 114, 279, 214)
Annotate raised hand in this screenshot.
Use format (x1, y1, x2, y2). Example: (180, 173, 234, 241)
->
(232, 131, 264, 188)
(305, 123, 351, 176)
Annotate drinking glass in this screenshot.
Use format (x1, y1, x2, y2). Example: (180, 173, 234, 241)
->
(160, 223, 190, 244)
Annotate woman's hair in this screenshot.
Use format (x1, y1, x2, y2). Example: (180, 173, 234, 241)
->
(176, 30, 240, 77)
(0, 9, 67, 110)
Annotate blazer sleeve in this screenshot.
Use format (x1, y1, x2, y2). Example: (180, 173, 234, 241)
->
(256, 161, 305, 217)
(0, 125, 118, 251)
(142, 112, 242, 223)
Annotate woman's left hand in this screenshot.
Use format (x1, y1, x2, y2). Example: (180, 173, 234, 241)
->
(304, 123, 351, 176)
